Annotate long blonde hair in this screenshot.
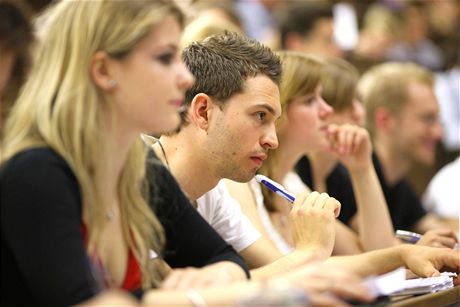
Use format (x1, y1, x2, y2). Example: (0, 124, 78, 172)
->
(259, 51, 324, 212)
(1, 0, 184, 288)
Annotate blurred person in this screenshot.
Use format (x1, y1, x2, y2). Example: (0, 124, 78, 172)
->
(279, 2, 342, 58)
(0, 0, 34, 136)
(296, 57, 457, 249)
(385, 1, 444, 71)
(358, 62, 456, 237)
(180, 2, 243, 47)
(235, 0, 285, 49)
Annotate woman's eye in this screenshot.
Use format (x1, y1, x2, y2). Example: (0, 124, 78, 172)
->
(156, 52, 174, 65)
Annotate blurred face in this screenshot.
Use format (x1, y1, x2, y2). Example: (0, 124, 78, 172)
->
(284, 85, 333, 153)
(391, 82, 443, 166)
(110, 14, 194, 136)
(328, 97, 366, 127)
(302, 18, 342, 58)
(206, 75, 281, 182)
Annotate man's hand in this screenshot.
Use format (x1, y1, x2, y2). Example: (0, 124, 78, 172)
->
(271, 262, 376, 306)
(400, 245, 460, 284)
(160, 262, 244, 290)
(290, 191, 340, 258)
(416, 229, 458, 248)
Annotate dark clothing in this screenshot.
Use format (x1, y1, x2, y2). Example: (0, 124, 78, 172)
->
(146, 153, 249, 276)
(295, 156, 357, 225)
(296, 154, 427, 231)
(1, 148, 248, 306)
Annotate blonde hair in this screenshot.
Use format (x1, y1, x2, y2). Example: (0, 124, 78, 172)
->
(1, 0, 184, 288)
(260, 51, 324, 212)
(321, 57, 359, 112)
(358, 62, 434, 137)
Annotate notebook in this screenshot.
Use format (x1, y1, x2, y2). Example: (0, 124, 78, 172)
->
(364, 267, 456, 297)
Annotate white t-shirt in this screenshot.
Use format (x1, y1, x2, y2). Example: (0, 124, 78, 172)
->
(249, 178, 294, 255)
(196, 180, 261, 252)
(422, 156, 460, 219)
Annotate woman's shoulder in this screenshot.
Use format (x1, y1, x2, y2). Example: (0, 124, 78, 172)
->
(1, 146, 76, 186)
(2, 147, 66, 170)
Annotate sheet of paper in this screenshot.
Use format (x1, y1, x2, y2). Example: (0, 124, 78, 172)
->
(364, 267, 455, 297)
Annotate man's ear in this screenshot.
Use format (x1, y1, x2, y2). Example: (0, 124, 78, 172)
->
(374, 106, 395, 132)
(189, 93, 215, 130)
(90, 51, 118, 92)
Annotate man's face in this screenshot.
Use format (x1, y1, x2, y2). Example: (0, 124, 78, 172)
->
(390, 82, 443, 166)
(301, 18, 342, 58)
(205, 75, 281, 182)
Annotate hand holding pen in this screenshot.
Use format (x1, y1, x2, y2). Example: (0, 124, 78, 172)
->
(396, 229, 459, 250)
(255, 174, 341, 256)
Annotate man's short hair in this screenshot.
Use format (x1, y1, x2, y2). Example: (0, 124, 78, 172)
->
(181, 32, 281, 119)
(279, 3, 333, 49)
(358, 62, 434, 137)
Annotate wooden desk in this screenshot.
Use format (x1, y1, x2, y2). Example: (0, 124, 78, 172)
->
(389, 285, 460, 307)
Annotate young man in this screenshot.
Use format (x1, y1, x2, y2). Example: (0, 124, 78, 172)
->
(153, 33, 459, 282)
(358, 62, 457, 239)
(154, 32, 338, 278)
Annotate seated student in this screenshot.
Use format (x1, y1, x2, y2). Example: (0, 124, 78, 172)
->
(226, 52, 394, 256)
(151, 32, 460, 287)
(2, 2, 364, 306)
(153, 32, 339, 277)
(357, 62, 458, 237)
(296, 57, 458, 249)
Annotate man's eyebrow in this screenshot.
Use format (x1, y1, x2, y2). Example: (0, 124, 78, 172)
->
(252, 103, 280, 117)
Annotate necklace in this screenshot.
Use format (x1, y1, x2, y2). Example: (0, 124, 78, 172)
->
(156, 139, 170, 169)
(106, 210, 114, 221)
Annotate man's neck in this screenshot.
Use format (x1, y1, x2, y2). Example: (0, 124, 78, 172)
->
(155, 133, 220, 201)
(375, 141, 411, 185)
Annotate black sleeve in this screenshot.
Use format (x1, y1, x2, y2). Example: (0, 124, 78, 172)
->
(146, 153, 250, 278)
(399, 180, 427, 231)
(1, 148, 99, 307)
(327, 164, 358, 225)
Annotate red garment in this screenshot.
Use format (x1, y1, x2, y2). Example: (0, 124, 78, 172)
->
(80, 223, 141, 290)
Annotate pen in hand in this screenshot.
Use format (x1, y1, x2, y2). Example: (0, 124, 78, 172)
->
(395, 230, 422, 244)
(255, 174, 296, 203)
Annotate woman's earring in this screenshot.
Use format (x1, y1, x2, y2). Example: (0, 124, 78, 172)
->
(107, 79, 117, 88)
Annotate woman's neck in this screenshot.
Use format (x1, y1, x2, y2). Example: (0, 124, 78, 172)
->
(271, 136, 304, 183)
(308, 151, 338, 192)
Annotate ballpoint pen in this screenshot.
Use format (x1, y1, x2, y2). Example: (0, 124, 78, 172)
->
(255, 174, 296, 203)
(395, 230, 422, 244)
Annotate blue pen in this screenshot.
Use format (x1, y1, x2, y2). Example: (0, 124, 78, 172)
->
(255, 174, 296, 203)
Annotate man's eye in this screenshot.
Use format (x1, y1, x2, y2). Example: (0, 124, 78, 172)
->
(256, 112, 266, 121)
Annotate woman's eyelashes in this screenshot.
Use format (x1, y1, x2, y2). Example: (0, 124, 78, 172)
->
(155, 51, 175, 65)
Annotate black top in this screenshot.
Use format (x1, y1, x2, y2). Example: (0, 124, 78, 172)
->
(295, 156, 357, 225)
(295, 154, 427, 231)
(1, 147, 248, 306)
(146, 152, 249, 274)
